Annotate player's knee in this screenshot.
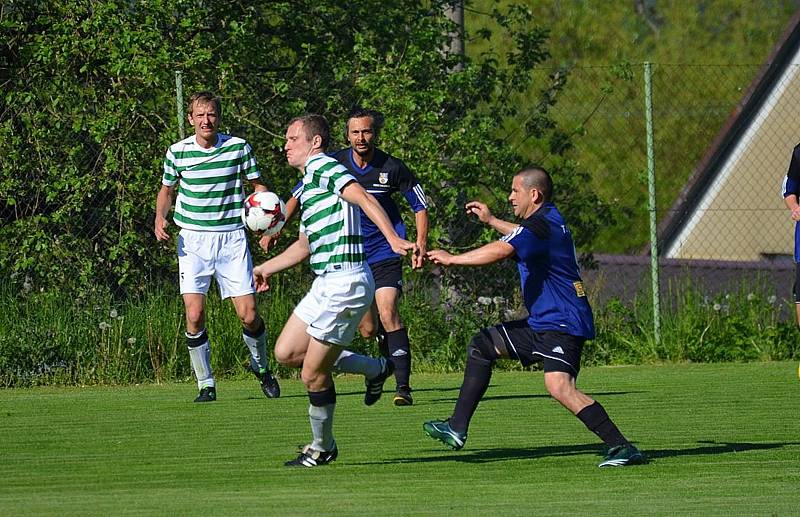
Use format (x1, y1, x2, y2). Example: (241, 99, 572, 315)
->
(274, 342, 299, 367)
(467, 329, 497, 367)
(185, 307, 204, 330)
(237, 307, 259, 328)
(358, 320, 377, 338)
(544, 374, 573, 402)
(300, 368, 326, 391)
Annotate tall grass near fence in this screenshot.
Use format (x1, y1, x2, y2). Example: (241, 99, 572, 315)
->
(2, 273, 799, 387)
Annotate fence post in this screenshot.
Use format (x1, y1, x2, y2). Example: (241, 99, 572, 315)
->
(644, 61, 662, 347)
(175, 70, 185, 139)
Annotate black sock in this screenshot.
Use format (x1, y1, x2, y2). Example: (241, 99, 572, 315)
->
(387, 328, 411, 388)
(449, 350, 493, 434)
(576, 401, 629, 448)
(376, 327, 389, 359)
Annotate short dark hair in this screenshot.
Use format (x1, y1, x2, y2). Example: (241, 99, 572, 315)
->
(289, 113, 330, 150)
(516, 166, 553, 202)
(188, 91, 222, 118)
(345, 106, 384, 138)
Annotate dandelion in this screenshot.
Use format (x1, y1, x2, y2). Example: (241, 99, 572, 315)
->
(98, 321, 111, 330)
(110, 309, 119, 319)
(492, 296, 506, 306)
(746, 293, 755, 301)
(127, 337, 137, 345)
(477, 296, 492, 306)
(713, 303, 722, 311)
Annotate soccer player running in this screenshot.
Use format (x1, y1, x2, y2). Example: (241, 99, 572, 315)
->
(424, 166, 645, 467)
(154, 91, 280, 403)
(253, 114, 418, 467)
(278, 107, 428, 406)
(781, 143, 800, 378)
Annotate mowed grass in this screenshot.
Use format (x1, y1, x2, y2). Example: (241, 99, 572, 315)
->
(1, 362, 799, 516)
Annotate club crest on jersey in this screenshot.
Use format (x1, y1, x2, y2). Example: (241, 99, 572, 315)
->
(378, 172, 389, 184)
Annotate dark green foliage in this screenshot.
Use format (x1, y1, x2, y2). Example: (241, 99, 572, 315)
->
(1, 0, 587, 296)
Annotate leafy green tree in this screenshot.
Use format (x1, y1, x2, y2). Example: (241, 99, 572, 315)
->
(1, 0, 604, 298)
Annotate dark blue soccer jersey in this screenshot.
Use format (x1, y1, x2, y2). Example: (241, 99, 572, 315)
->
(292, 147, 427, 265)
(500, 203, 595, 339)
(782, 143, 800, 262)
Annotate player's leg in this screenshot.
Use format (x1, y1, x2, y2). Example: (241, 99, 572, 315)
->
(358, 303, 389, 357)
(538, 331, 644, 467)
(793, 263, 800, 327)
(177, 229, 216, 402)
(424, 323, 509, 450)
(286, 337, 341, 467)
(218, 229, 280, 397)
(371, 258, 412, 404)
(229, 293, 280, 397)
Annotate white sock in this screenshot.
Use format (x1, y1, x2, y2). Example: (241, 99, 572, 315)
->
(187, 331, 214, 389)
(334, 350, 382, 378)
(243, 325, 268, 372)
(309, 403, 335, 451)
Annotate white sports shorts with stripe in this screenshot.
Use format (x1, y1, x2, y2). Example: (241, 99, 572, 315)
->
(177, 228, 256, 299)
(495, 319, 584, 377)
(294, 263, 375, 346)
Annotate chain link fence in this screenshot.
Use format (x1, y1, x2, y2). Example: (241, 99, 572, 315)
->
(2, 63, 797, 320)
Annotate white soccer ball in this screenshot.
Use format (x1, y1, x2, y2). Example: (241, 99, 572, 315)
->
(242, 191, 286, 235)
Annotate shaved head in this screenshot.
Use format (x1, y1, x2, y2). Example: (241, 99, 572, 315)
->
(515, 167, 552, 202)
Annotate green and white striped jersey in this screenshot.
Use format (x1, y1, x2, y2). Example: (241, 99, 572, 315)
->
(298, 154, 366, 274)
(162, 134, 260, 232)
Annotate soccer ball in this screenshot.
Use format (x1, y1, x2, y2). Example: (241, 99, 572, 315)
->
(242, 191, 286, 235)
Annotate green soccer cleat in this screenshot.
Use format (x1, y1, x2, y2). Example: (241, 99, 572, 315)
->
(423, 419, 466, 450)
(598, 444, 645, 467)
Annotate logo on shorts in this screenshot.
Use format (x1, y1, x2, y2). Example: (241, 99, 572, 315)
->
(573, 281, 586, 297)
(379, 172, 389, 184)
(551, 346, 564, 354)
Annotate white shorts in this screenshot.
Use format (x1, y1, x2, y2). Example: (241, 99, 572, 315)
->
(294, 264, 375, 346)
(177, 228, 255, 299)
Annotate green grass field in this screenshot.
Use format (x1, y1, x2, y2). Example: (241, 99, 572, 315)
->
(2, 362, 799, 516)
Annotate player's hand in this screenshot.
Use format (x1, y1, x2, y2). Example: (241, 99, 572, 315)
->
(791, 206, 800, 221)
(253, 265, 272, 293)
(426, 249, 454, 266)
(154, 217, 170, 241)
(465, 201, 493, 225)
(388, 237, 419, 258)
(258, 231, 281, 252)
(412, 241, 427, 269)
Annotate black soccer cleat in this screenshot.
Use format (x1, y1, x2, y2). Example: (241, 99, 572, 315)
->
(253, 367, 280, 398)
(285, 443, 339, 468)
(393, 385, 413, 406)
(598, 444, 646, 467)
(194, 386, 217, 403)
(364, 358, 394, 406)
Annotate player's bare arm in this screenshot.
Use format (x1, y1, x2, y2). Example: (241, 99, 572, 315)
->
(427, 240, 515, 267)
(412, 209, 429, 269)
(466, 201, 518, 235)
(253, 234, 311, 292)
(154, 184, 175, 241)
(785, 194, 800, 221)
(340, 181, 419, 258)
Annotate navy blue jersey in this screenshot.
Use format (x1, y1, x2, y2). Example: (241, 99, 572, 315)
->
(500, 203, 595, 339)
(782, 143, 800, 262)
(292, 147, 427, 264)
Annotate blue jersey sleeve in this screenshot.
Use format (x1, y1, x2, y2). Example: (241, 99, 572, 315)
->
(783, 144, 800, 198)
(291, 179, 303, 199)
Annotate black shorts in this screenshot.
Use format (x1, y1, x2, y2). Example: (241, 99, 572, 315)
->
(369, 258, 403, 291)
(794, 263, 800, 303)
(494, 319, 583, 377)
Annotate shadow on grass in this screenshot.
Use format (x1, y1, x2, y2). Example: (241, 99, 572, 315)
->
(351, 440, 799, 466)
